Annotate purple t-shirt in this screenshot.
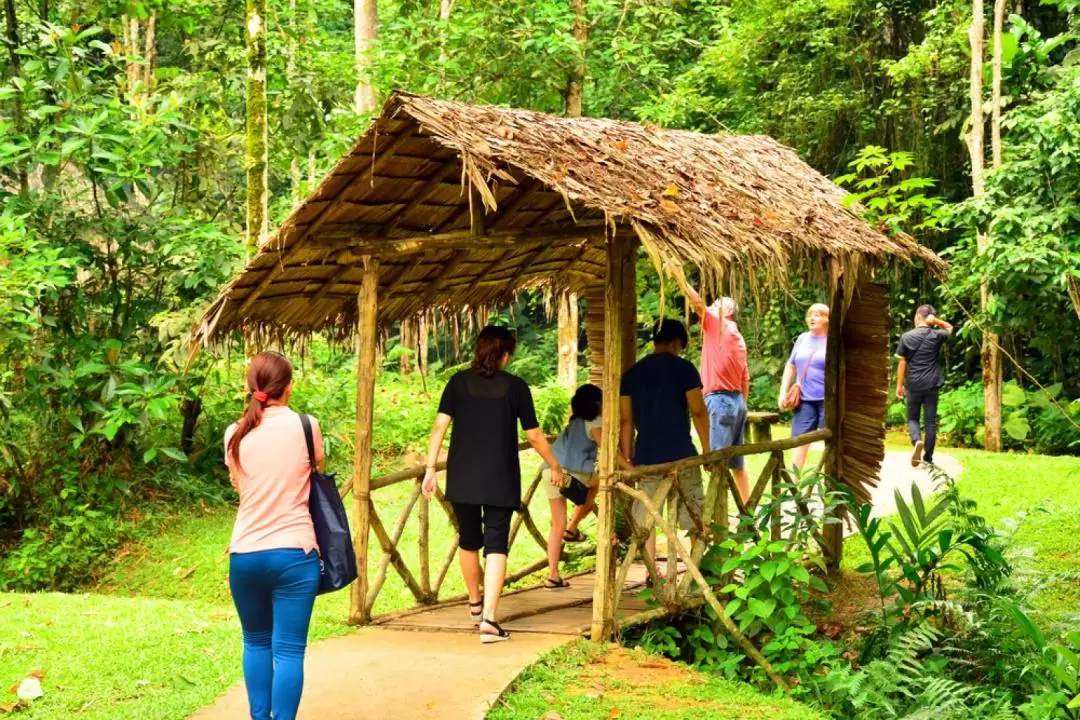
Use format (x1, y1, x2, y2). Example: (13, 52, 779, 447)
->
(788, 333, 828, 402)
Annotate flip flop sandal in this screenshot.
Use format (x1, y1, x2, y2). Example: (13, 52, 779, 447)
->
(469, 600, 483, 624)
(480, 618, 510, 644)
(563, 528, 587, 543)
(544, 577, 571, 591)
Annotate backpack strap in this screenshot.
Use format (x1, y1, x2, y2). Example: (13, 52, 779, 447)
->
(299, 414, 317, 471)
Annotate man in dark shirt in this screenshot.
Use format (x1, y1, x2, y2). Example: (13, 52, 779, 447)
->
(619, 319, 711, 562)
(895, 304, 953, 467)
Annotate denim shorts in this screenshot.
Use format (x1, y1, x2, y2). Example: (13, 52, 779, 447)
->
(704, 391, 747, 470)
(792, 399, 826, 436)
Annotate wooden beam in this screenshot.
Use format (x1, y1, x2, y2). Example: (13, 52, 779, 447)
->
(591, 232, 629, 642)
(315, 223, 606, 256)
(488, 180, 542, 231)
(235, 130, 412, 319)
(308, 265, 352, 306)
(822, 278, 846, 571)
(349, 256, 379, 625)
(382, 160, 460, 234)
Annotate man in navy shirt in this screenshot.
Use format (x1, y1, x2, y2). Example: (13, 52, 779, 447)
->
(896, 304, 953, 467)
(620, 319, 711, 562)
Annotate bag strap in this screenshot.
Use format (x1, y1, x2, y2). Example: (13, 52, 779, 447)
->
(795, 335, 817, 386)
(299, 414, 317, 471)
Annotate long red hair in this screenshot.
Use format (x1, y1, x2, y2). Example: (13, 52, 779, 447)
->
(227, 351, 293, 471)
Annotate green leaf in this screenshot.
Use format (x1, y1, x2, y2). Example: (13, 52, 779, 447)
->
(1002, 382, 1026, 408)
(143, 448, 158, 463)
(160, 447, 188, 462)
(760, 561, 777, 581)
(790, 565, 810, 584)
(1003, 413, 1031, 441)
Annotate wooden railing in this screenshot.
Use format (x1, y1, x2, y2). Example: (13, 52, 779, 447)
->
(340, 438, 557, 622)
(605, 428, 834, 689)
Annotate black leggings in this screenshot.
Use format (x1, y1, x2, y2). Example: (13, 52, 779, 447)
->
(906, 387, 940, 463)
(452, 503, 513, 556)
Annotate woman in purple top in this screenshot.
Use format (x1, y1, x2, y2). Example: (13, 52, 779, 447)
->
(778, 303, 830, 471)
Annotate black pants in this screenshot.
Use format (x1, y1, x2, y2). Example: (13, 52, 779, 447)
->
(452, 503, 513, 556)
(906, 387, 940, 463)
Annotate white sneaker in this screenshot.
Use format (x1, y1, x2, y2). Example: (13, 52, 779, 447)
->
(911, 440, 924, 467)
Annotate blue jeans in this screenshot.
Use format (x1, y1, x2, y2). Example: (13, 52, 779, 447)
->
(229, 548, 320, 720)
(906, 387, 940, 463)
(704, 391, 747, 469)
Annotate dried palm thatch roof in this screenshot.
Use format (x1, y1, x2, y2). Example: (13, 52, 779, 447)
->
(194, 92, 945, 344)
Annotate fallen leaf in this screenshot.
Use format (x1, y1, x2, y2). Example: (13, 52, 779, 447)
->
(135, 680, 150, 687)
(659, 199, 679, 213)
(608, 707, 622, 718)
(613, 139, 628, 153)
(662, 183, 679, 197)
(542, 713, 564, 720)
(591, 682, 607, 692)
(542, 693, 556, 703)
(1, 699, 29, 713)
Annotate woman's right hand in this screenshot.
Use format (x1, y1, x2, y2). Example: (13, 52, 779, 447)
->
(421, 467, 438, 499)
(549, 466, 566, 489)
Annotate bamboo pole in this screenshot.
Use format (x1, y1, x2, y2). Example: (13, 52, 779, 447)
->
(770, 451, 783, 542)
(507, 465, 544, 550)
(349, 256, 378, 625)
(590, 232, 628, 641)
(822, 281, 845, 570)
(366, 503, 426, 611)
(419, 493, 431, 597)
(366, 484, 422, 608)
(616, 482, 789, 692)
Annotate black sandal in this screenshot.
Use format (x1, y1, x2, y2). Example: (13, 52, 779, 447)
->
(563, 528, 587, 543)
(468, 600, 483, 624)
(480, 618, 510, 644)
(544, 577, 571, 591)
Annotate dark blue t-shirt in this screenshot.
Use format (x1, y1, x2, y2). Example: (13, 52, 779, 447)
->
(619, 352, 703, 466)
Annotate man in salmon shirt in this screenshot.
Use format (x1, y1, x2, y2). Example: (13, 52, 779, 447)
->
(678, 279, 751, 502)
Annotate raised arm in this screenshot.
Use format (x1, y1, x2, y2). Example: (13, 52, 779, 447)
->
(687, 388, 710, 453)
(669, 263, 707, 317)
(927, 314, 953, 335)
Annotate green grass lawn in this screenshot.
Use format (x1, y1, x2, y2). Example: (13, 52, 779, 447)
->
(5, 432, 1079, 719)
(841, 444, 1080, 619)
(490, 642, 824, 720)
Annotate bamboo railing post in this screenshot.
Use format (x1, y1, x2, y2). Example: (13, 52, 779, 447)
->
(770, 450, 783, 542)
(616, 481, 789, 692)
(591, 231, 629, 642)
(349, 256, 378, 625)
(664, 470, 678, 602)
(822, 279, 846, 570)
(419, 493, 431, 600)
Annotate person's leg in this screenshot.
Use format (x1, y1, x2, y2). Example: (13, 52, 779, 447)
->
(229, 552, 274, 720)
(452, 503, 484, 608)
(906, 388, 925, 465)
(729, 394, 749, 501)
(269, 550, 320, 720)
(546, 496, 567, 582)
(567, 483, 598, 534)
(790, 401, 815, 472)
(676, 466, 705, 534)
(923, 388, 940, 464)
(480, 506, 512, 638)
(634, 477, 660, 567)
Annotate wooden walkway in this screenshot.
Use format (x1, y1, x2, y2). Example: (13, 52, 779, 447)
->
(191, 563, 665, 720)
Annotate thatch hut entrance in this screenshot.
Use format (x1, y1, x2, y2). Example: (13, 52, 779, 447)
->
(194, 93, 945, 641)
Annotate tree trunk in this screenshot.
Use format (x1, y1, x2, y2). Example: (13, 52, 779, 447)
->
(3, 0, 28, 195)
(419, 315, 429, 376)
(246, 0, 269, 253)
(287, 0, 302, 199)
(969, 0, 1003, 451)
(556, 0, 587, 391)
(354, 0, 378, 114)
(991, 0, 1006, 168)
(437, 0, 451, 91)
(400, 320, 413, 374)
(143, 11, 156, 89)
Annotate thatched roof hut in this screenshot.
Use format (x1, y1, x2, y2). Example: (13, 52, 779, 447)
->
(194, 92, 943, 343)
(194, 93, 945, 635)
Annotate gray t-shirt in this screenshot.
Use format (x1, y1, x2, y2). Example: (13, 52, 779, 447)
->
(896, 328, 949, 392)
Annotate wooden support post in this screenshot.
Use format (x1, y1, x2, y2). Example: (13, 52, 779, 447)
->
(590, 233, 629, 642)
(822, 280, 846, 571)
(349, 256, 378, 625)
(770, 450, 783, 542)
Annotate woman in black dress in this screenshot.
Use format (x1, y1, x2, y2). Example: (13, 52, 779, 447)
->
(422, 326, 565, 643)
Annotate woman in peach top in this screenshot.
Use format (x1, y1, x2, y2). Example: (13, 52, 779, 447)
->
(224, 351, 323, 720)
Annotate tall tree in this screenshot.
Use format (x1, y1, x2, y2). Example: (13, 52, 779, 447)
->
(968, 0, 1003, 451)
(246, 0, 269, 252)
(354, 0, 378, 113)
(557, 0, 587, 391)
(3, 0, 28, 195)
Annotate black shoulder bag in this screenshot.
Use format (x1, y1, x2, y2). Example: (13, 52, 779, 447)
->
(300, 415, 358, 595)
